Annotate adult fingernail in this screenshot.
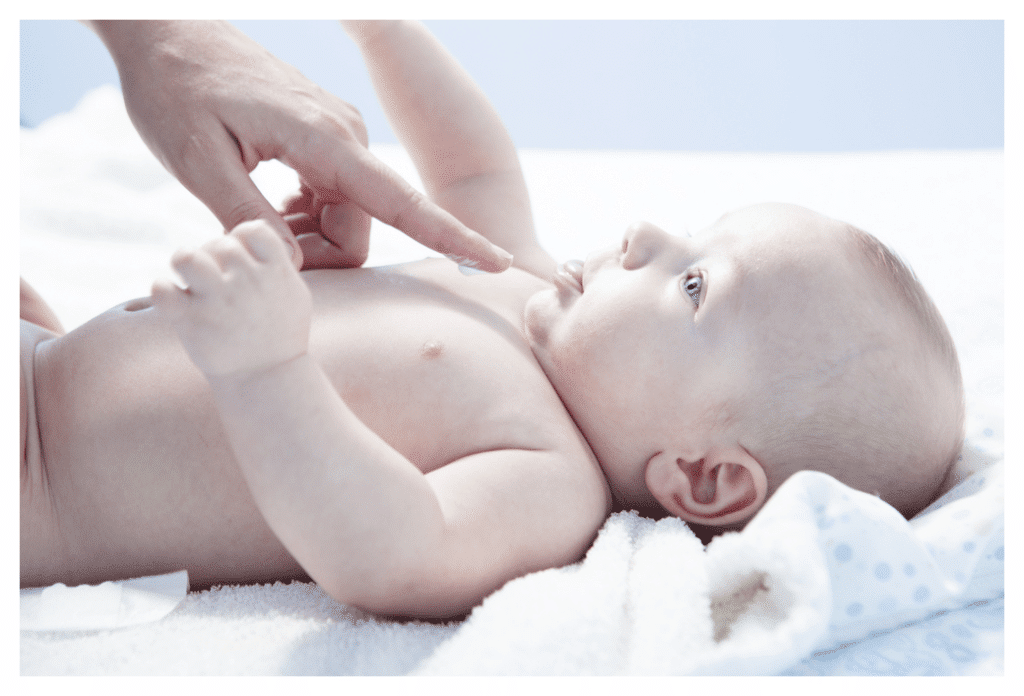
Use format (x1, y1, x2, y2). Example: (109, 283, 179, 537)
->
(480, 246, 513, 272)
(445, 250, 513, 274)
(494, 250, 514, 272)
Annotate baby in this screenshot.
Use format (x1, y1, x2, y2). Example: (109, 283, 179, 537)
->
(20, 21, 964, 619)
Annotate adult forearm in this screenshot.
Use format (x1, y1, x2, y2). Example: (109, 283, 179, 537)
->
(83, 19, 157, 56)
(206, 355, 447, 609)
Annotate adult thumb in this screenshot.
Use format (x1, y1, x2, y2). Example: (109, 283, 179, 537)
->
(178, 143, 304, 269)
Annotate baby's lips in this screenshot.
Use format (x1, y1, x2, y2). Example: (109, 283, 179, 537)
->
(554, 259, 585, 293)
(564, 259, 584, 284)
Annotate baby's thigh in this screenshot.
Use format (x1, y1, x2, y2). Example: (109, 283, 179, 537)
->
(21, 320, 51, 477)
(20, 278, 64, 335)
(20, 320, 62, 587)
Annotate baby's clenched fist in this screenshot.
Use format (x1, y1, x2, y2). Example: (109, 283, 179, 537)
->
(152, 221, 313, 377)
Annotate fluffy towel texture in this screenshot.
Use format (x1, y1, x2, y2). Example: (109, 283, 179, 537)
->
(20, 86, 1003, 675)
(417, 461, 1003, 676)
(20, 464, 1003, 676)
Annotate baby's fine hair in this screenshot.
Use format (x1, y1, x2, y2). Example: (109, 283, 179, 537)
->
(747, 224, 965, 519)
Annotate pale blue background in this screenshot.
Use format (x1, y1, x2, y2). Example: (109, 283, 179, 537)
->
(20, 19, 1003, 151)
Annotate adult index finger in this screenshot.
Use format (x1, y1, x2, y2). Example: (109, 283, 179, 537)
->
(174, 129, 305, 270)
(288, 145, 513, 273)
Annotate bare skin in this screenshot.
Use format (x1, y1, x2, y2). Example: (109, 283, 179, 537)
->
(84, 20, 514, 273)
(24, 20, 600, 620)
(21, 260, 610, 610)
(14, 21, 808, 616)
(21, 21, 955, 619)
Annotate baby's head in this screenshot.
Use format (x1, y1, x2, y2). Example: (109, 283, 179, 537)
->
(525, 202, 964, 528)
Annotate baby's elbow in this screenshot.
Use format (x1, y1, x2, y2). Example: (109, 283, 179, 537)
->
(321, 571, 483, 620)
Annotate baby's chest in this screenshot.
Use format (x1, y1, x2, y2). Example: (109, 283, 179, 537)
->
(307, 294, 570, 474)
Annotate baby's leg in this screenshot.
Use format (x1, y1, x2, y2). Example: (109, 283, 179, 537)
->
(21, 319, 64, 587)
(20, 278, 64, 336)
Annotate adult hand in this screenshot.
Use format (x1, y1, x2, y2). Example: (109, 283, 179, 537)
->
(86, 21, 513, 272)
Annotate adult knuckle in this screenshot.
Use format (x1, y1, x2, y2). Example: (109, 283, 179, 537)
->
(303, 111, 354, 144)
(340, 104, 369, 145)
(320, 105, 372, 151)
(223, 200, 270, 230)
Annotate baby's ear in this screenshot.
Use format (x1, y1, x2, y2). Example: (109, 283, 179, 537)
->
(644, 446, 767, 527)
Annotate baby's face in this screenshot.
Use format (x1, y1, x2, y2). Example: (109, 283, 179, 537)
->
(525, 202, 884, 506)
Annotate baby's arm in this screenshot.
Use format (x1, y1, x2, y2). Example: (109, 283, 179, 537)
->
(344, 21, 557, 280)
(152, 222, 602, 617)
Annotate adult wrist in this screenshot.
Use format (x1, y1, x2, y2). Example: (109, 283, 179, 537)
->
(85, 21, 170, 68)
(84, 20, 227, 77)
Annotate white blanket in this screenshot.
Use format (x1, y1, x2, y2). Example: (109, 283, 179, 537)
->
(19, 86, 1004, 676)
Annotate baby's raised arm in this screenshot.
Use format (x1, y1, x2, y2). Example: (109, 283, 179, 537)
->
(343, 21, 557, 279)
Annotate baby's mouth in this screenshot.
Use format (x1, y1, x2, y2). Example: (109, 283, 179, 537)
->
(554, 259, 585, 293)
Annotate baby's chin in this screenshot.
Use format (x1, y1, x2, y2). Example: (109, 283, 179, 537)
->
(524, 285, 587, 388)
(522, 287, 557, 354)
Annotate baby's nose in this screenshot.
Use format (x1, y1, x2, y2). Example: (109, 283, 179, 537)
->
(621, 221, 670, 270)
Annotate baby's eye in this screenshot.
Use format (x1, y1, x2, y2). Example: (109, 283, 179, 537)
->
(682, 274, 703, 307)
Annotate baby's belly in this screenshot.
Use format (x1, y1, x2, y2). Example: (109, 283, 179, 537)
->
(33, 300, 306, 588)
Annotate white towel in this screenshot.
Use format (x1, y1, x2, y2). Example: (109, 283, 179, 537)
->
(414, 462, 1003, 675)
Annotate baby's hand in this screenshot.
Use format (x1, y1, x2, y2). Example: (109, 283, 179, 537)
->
(152, 221, 313, 377)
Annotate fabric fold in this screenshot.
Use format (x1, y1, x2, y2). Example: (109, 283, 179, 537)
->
(21, 570, 189, 632)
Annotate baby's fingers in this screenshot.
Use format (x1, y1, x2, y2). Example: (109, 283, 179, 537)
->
(150, 277, 189, 322)
(170, 247, 224, 294)
(232, 220, 293, 265)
